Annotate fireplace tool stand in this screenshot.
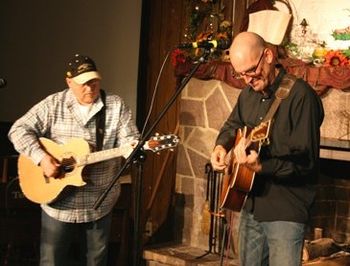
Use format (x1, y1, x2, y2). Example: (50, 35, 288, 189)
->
(195, 163, 230, 264)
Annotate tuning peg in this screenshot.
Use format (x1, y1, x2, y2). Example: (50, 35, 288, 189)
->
(153, 132, 162, 140)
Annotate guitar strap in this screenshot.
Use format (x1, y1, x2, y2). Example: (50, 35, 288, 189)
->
(246, 74, 297, 212)
(96, 90, 106, 151)
(262, 74, 296, 122)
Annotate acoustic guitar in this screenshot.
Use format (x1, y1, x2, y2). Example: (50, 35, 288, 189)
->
(220, 121, 271, 212)
(18, 134, 179, 204)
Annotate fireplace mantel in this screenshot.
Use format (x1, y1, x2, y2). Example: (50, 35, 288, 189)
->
(175, 58, 350, 95)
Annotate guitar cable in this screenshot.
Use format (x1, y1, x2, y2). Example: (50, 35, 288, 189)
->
(140, 50, 171, 138)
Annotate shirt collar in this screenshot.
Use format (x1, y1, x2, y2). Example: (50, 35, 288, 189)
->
(66, 89, 103, 108)
(65, 89, 104, 122)
(262, 64, 286, 99)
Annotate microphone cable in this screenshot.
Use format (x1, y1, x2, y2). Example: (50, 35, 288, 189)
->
(140, 50, 171, 138)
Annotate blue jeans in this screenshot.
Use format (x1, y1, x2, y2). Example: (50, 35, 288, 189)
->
(239, 209, 305, 266)
(40, 210, 112, 266)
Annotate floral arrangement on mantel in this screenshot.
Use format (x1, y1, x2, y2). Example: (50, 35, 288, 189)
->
(286, 42, 350, 67)
(285, 16, 350, 67)
(171, 0, 232, 68)
(172, 4, 350, 69)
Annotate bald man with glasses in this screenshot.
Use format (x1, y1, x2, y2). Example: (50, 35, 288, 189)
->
(211, 32, 324, 266)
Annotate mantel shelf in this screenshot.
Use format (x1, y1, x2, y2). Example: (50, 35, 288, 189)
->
(320, 137, 350, 162)
(175, 58, 350, 95)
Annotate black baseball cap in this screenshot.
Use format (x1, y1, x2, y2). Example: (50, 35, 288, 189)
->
(66, 54, 101, 84)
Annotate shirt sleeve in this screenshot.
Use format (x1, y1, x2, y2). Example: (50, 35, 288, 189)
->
(259, 80, 324, 180)
(215, 95, 244, 152)
(114, 98, 140, 146)
(8, 98, 52, 165)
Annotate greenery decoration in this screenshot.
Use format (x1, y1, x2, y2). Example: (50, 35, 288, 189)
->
(173, 0, 232, 67)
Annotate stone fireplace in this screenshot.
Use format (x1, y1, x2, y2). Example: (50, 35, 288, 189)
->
(175, 75, 350, 253)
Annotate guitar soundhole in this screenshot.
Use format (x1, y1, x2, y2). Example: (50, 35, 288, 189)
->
(60, 157, 76, 173)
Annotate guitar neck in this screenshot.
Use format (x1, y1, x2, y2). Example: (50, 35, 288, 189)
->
(79, 146, 131, 166)
(74, 134, 179, 166)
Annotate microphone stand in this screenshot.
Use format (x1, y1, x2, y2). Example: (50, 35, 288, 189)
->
(93, 48, 212, 266)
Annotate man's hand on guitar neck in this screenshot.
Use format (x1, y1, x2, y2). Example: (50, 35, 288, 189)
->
(40, 154, 62, 179)
(234, 137, 262, 173)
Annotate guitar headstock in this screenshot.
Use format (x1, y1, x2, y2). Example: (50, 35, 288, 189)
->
(144, 134, 180, 153)
(250, 121, 271, 143)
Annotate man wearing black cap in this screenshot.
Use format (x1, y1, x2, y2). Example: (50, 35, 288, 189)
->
(8, 54, 139, 265)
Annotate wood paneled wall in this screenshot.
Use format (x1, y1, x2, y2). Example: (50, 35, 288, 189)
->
(136, 0, 255, 246)
(136, 0, 186, 246)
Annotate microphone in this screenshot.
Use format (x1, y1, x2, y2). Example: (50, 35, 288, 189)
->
(0, 78, 7, 88)
(178, 39, 231, 50)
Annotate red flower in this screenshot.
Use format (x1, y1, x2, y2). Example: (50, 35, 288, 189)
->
(171, 48, 187, 67)
(324, 50, 349, 66)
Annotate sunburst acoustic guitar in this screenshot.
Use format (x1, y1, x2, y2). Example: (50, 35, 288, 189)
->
(18, 134, 179, 204)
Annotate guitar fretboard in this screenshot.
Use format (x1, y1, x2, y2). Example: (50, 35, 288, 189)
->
(78, 145, 132, 166)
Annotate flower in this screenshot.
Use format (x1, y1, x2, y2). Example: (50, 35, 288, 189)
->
(171, 48, 188, 67)
(323, 50, 350, 66)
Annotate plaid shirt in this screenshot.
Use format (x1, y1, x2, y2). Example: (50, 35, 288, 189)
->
(8, 89, 139, 223)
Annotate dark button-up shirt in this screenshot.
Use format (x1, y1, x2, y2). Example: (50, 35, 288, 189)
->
(216, 67, 324, 223)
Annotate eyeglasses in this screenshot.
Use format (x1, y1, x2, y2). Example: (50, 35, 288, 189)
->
(234, 49, 265, 79)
